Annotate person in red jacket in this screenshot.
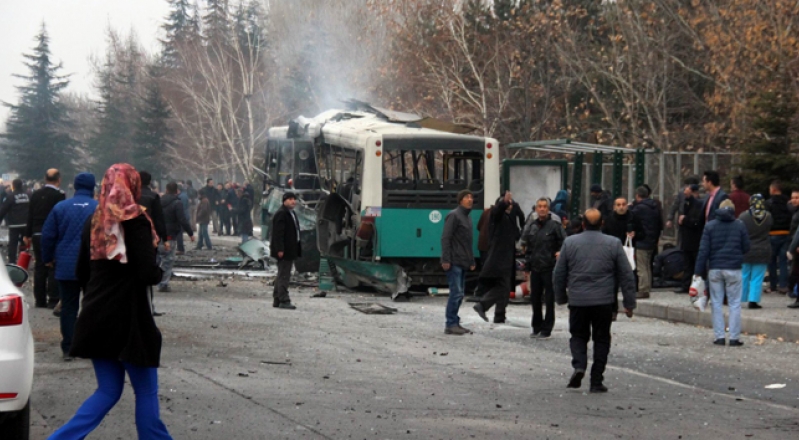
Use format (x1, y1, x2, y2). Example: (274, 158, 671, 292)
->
(729, 176, 750, 218)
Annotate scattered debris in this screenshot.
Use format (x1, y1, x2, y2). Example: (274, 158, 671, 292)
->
(349, 302, 398, 314)
(238, 373, 249, 377)
(260, 360, 291, 365)
(312, 291, 328, 298)
(764, 384, 786, 389)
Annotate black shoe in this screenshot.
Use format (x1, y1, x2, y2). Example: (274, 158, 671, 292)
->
(530, 331, 541, 339)
(536, 333, 552, 339)
(788, 300, 799, 309)
(589, 383, 608, 393)
(713, 338, 726, 346)
(748, 302, 762, 309)
(35, 303, 48, 308)
(493, 316, 506, 324)
(273, 300, 280, 308)
(567, 371, 584, 388)
(473, 303, 488, 322)
(729, 339, 744, 347)
(153, 311, 164, 317)
(157, 285, 171, 293)
(278, 302, 296, 310)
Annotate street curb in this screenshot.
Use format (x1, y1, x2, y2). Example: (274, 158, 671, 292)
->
(635, 300, 799, 343)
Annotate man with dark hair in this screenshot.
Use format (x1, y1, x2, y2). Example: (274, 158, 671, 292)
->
(186, 179, 198, 231)
(216, 183, 230, 235)
(139, 171, 167, 244)
(199, 178, 219, 233)
(519, 197, 565, 338)
(676, 184, 705, 293)
(441, 189, 476, 333)
(666, 177, 699, 234)
(589, 184, 613, 221)
(472, 191, 519, 326)
(631, 186, 663, 298)
(766, 180, 791, 293)
(729, 176, 750, 218)
(158, 181, 194, 292)
(0, 179, 30, 265)
(555, 209, 636, 393)
(271, 192, 302, 310)
(24, 168, 65, 308)
(701, 170, 728, 223)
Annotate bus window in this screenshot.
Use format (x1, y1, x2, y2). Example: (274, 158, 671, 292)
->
(444, 152, 483, 192)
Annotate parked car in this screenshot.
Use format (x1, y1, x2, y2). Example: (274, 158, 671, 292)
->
(0, 257, 32, 439)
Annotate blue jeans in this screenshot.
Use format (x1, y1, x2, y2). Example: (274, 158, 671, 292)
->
(48, 359, 172, 440)
(708, 269, 742, 341)
(196, 224, 212, 249)
(741, 263, 767, 303)
(58, 280, 81, 355)
(158, 240, 177, 288)
(445, 265, 466, 328)
(769, 235, 789, 289)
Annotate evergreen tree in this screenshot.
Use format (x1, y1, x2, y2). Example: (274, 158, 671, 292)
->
(741, 91, 799, 194)
(204, 0, 231, 44)
(234, 0, 266, 50)
(161, 0, 194, 66)
(133, 66, 173, 178)
(1, 24, 76, 179)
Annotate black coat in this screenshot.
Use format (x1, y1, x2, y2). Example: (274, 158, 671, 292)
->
(602, 211, 637, 243)
(680, 196, 705, 252)
(26, 186, 65, 236)
(161, 193, 193, 240)
(631, 198, 663, 250)
(479, 200, 519, 279)
(238, 194, 254, 235)
(270, 205, 301, 260)
(139, 187, 167, 243)
(524, 215, 564, 272)
(70, 215, 164, 367)
(767, 194, 792, 232)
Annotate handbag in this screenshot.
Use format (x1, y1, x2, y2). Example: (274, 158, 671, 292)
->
(623, 236, 636, 270)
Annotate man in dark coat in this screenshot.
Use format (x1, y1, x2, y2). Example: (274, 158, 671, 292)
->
(766, 180, 792, 293)
(602, 197, 637, 243)
(590, 184, 613, 221)
(554, 209, 636, 393)
(236, 188, 254, 243)
(0, 178, 30, 265)
(216, 183, 230, 235)
(158, 182, 194, 292)
(270, 192, 301, 310)
(677, 184, 705, 293)
(199, 178, 219, 233)
(522, 197, 564, 338)
(729, 176, 750, 219)
(441, 190, 476, 335)
(227, 183, 239, 235)
(25, 168, 66, 308)
(41, 173, 98, 360)
(472, 191, 519, 324)
(631, 186, 663, 299)
(139, 171, 167, 244)
(701, 170, 729, 223)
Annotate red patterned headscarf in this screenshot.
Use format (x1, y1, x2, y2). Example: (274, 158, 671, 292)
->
(90, 163, 158, 261)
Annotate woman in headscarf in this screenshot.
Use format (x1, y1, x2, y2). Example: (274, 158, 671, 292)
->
(738, 194, 772, 309)
(49, 164, 172, 440)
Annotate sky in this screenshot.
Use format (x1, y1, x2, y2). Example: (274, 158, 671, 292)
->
(0, 0, 171, 128)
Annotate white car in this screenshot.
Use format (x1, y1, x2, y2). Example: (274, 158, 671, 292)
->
(0, 257, 33, 439)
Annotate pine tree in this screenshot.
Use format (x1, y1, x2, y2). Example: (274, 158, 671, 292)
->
(204, 0, 231, 44)
(1, 24, 76, 179)
(234, 0, 266, 50)
(161, 0, 194, 66)
(133, 66, 173, 178)
(741, 91, 799, 194)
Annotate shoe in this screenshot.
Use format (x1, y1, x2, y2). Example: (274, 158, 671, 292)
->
(567, 371, 584, 388)
(673, 289, 689, 294)
(278, 302, 296, 310)
(473, 303, 488, 322)
(35, 303, 48, 308)
(536, 333, 552, 339)
(748, 302, 762, 309)
(157, 285, 171, 293)
(778, 287, 789, 294)
(47, 301, 58, 309)
(63, 355, 74, 362)
(636, 292, 650, 299)
(445, 326, 469, 335)
(589, 384, 609, 393)
(458, 325, 473, 334)
(729, 339, 744, 347)
(788, 300, 799, 309)
(530, 331, 541, 338)
(493, 318, 506, 324)
(52, 302, 62, 317)
(273, 300, 280, 308)
(153, 311, 164, 317)
(713, 338, 726, 346)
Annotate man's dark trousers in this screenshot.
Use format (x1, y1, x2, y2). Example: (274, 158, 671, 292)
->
(58, 280, 81, 355)
(530, 270, 555, 335)
(569, 304, 614, 385)
(7, 227, 23, 264)
(32, 234, 58, 307)
(477, 277, 510, 318)
(273, 259, 293, 304)
(681, 250, 698, 291)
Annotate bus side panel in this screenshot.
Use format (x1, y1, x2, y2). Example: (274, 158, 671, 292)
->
(375, 208, 482, 258)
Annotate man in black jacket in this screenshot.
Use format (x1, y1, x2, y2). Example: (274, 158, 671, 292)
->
(441, 190, 476, 334)
(0, 179, 30, 265)
(271, 192, 301, 309)
(24, 169, 65, 308)
(157, 182, 194, 292)
(472, 191, 518, 326)
(677, 184, 704, 293)
(766, 180, 792, 293)
(602, 197, 637, 243)
(199, 178, 219, 233)
(522, 197, 565, 339)
(631, 186, 663, 299)
(139, 172, 167, 244)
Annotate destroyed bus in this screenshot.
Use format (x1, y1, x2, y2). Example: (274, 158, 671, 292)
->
(261, 102, 500, 299)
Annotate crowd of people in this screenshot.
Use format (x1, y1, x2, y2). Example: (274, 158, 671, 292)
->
(440, 170, 799, 391)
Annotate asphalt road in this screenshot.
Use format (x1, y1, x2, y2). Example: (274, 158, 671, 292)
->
(27, 278, 799, 439)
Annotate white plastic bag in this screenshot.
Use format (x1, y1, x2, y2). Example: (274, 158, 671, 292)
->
(689, 276, 708, 311)
(624, 237, 636, 270)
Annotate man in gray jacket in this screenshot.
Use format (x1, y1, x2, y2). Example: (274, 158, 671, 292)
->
(554, 209, 637, 393)
(441, 190, 476, 335)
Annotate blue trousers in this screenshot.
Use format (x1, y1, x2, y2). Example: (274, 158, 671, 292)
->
(49, 359, 172, 440)
(708, 269, 742, 341)
(445, 265, 466, 328)
(741, 263, 767, 303)
(58, 280, 81, 355)
(196, 224, 212, 250)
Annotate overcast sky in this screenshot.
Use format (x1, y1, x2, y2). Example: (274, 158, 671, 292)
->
(0, 0, 170, 127)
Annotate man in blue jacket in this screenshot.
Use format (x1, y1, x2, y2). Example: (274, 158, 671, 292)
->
(41, 173, 98, 361)
(695, 199, 750, 347)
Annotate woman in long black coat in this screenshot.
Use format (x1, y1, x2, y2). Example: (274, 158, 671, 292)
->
(49, 164, 172, 440)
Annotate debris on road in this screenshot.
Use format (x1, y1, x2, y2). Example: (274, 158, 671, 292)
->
(764, 384, 786, 389)
(349, 302, 398, 314)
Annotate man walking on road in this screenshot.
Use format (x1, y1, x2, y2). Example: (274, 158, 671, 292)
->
(139, 172, 167, 244)
(199, 178, 219, 234)
(631, 186, 663, 299)
(522, 197, 564, 339)
(441, 190, 475, 334)
(554, 209, 636, 393)
(40, 173, 98, 361)
(695, 199, 750, 346)
(158, 182, 194, 292)
(472, 191, 517, 326)
(270, 192, 302, 310)
(25, 168, 65, 308)
(0, 179, 30, 264)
